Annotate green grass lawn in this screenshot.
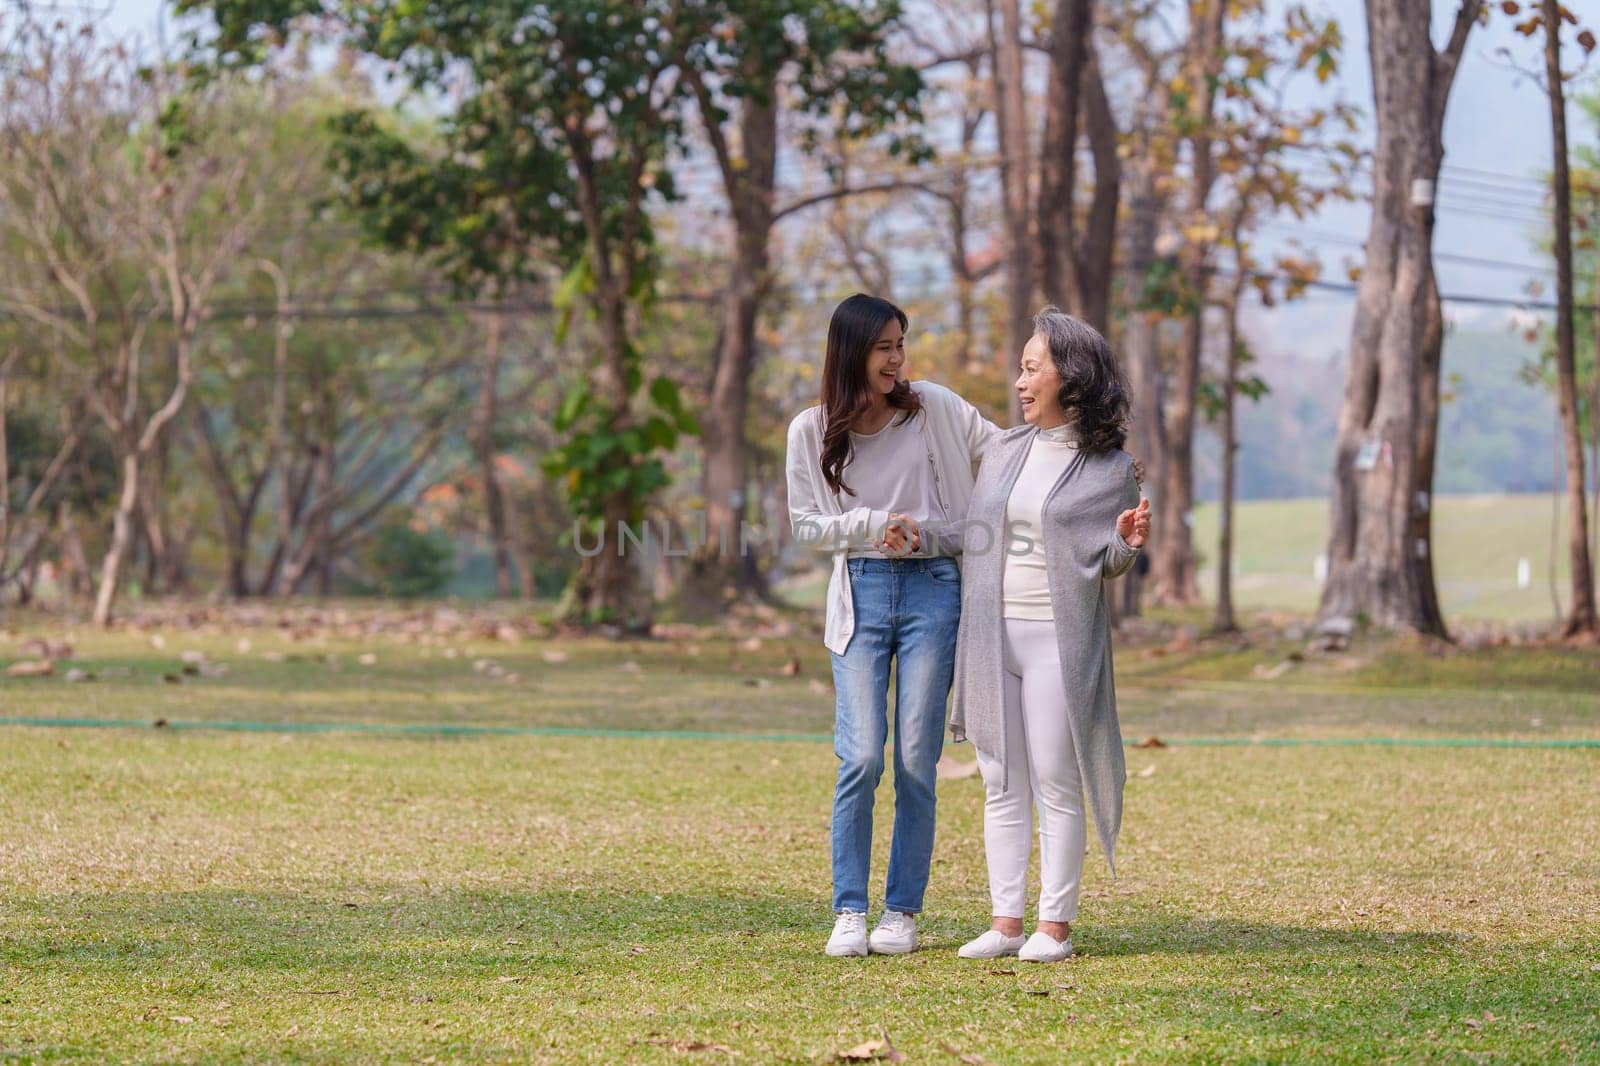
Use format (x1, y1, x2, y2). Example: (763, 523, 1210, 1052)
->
(1188, 493, 1594, 624)
(2, 615, 1598, 1063)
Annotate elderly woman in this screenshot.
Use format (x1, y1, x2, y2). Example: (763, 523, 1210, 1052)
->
(949, 308, 1151, 963)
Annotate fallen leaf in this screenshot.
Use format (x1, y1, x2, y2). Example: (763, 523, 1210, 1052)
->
(1136, 765, 1156, 778)
(836, 1037, 904, 1062)
(540, 649, 569, 664)
(357, 653, 377, 665)
(6, 659, 54, 678)
(987, 968, 1016, 976)
(1133, 736, 1167, 748)
(64, 668, 94, 683)
(167, 1016, 194, 1024)
(153, 718, 169, 728)
(939, 1044, 991, 1066)
(778, 656, 801, 676)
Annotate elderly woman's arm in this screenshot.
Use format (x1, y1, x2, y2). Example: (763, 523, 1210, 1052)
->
(1104, 465, 1150, 579)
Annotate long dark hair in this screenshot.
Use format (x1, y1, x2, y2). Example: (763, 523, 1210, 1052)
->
(1033, 307, 1129, 454)
(820, 294, 922, 496)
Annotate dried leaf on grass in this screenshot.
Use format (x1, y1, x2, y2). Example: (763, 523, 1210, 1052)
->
(939, 1044, 991, 1066)
(6, 659, 54, 677)
(836, 1038, 904, 1062)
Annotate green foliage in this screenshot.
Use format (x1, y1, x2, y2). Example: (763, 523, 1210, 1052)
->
(1135, 257, 1201, 316)
(362, 517, 455, 598)
(540, 356, 698, 531)
(323, 108, 578, 292)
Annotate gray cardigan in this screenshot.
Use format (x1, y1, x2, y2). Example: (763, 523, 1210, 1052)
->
(949, 425, 1141, 874)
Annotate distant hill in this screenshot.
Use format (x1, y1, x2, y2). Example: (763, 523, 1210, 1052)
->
(1194, 324, 1561, 502)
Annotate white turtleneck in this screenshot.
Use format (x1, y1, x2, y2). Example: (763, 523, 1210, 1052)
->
(1002, 424, 1080, 620)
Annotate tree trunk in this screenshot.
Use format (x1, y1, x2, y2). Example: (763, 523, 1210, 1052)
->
(991, 0, 1034, 424)
(1038, 0, 1090, 311)
(1543, 0, 1598, 635)
(0, 353, 13, 582)
(1214, 290, 1244, 634)
(1119, 169, 1166, 618)
(1077, 47, 1120, 332)
(689, 88, 777, 604)
(475, 304, 513, 598)
(565, 274, 650, 630)
(1315, 0, 1479, 640)
(94, 448, 140, 625)
(1150, 0, 1224, 607)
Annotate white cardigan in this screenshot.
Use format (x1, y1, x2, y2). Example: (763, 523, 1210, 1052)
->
(785, 380, 1001, 655)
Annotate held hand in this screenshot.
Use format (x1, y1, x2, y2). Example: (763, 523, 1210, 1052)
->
(875, 513, 922, 556)
(1117, 497, 1152, 549)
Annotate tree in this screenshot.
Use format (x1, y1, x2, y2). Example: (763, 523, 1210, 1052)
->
(990, 0, 1034, 426)
(676, 0, 923, 607)
(1203, 8, 1355, 632)
(1147, 0, 1226, 607)
(1535, 0, 1598, 636)
(184, 0, 701, 631)
(1312, 0, 1481, 641)
(0, 16, 310, 623)
(1038, 0, 1120, 331)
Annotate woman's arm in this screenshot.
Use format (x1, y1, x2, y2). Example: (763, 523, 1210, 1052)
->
(1103, 465, 1148, 579)
(785, 415, 887, 553)
(918, 380, 1003, 464)
(958, 395, 1004, 464)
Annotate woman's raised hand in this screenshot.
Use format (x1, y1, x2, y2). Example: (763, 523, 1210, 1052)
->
(1117, 497, 1152, 549)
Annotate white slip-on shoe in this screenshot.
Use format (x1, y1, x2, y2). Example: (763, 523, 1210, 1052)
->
(867, 910, 918, 955)
(826, 910, 869, 957)
(957, 929, 1027, 959)
(1017, 930, 1074, 962)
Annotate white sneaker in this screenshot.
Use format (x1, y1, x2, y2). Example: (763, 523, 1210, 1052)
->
(1017, 930, 1074, 962)
(867, 911, 918, 955)
(826, 910, 869, 957)
(957, 929, 1027, 959)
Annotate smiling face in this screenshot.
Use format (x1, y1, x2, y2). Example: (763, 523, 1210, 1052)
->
(864, 316, 906, 397)
(1015, 333, 1066, 428)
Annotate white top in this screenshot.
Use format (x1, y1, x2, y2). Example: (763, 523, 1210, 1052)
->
(843, 414, 943, 558)
(1002, 426, 1080, 620)
(785, 381, 1002, 655)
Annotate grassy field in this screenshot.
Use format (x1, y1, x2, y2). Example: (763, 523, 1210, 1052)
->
(1187, 493, 1595, 624)
(2, 610, 1598, 1063)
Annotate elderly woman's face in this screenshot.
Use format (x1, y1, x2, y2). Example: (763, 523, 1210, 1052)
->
(1015, 333, 1065, 428)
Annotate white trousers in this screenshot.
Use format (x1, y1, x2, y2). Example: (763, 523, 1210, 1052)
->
(975, 616, 1086, 923)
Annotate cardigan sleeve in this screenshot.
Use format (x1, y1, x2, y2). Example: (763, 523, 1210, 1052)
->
(785, 413, 888, 553)
(1102, 461, 1143, 579)
(957, 394, 1003, 464)
(915, 379, 1003, 464)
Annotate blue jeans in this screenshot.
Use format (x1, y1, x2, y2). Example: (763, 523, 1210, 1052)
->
(829, 555, 962, 915)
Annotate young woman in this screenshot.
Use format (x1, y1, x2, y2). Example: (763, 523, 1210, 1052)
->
(785, 293, 1000, 957)
(949, 308, 1151, 963)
